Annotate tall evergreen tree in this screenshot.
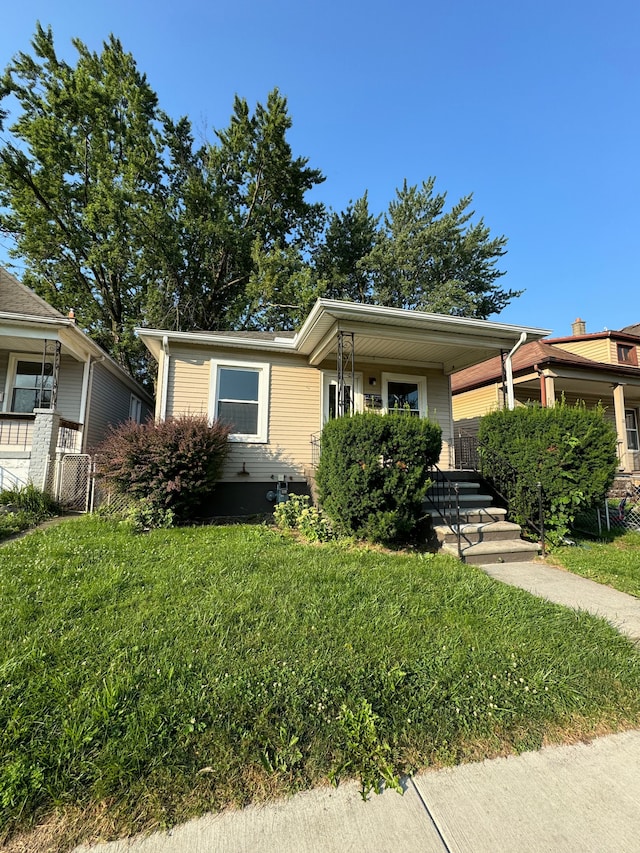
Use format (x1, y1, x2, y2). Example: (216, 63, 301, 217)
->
(312, 194, 379, 302)
(363, 179, 519, 318)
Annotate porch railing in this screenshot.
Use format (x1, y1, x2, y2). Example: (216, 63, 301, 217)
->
(310, 432, 321, 468)
(0, 413, 83, 453)
(0, 414, 34, 449)
(425, 463, 462, 559)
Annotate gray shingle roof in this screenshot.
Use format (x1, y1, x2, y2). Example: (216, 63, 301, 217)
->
(0, 267, 64, 320)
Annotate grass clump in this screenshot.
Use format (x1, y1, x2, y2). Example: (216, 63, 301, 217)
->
(552, 532, 640, 597)
(1, 517, 640, 847)
(0, 484, 57, 541)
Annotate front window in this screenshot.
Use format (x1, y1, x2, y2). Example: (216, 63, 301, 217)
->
(625, 409, 639, 451)
(210, 361, 269, 442)
(381, 373, 427, 417)
(10, 359, 53, 413)
(386, 380, 420, 415)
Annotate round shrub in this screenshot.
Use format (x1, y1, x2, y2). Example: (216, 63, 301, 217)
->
(478, 402, 618, 543)
(316, 412, 442, 544)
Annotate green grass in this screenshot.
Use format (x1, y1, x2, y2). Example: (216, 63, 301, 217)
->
(2, 517, 640, 848)
(552, 532, 640, 597)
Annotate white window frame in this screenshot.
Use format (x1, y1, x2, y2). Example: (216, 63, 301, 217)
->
(3, 353, 53, 413)
(381, 372, 428, 417)
(321, 372, 363, 424)
(129, 394, 143, 424)
(209, 358, 270, 443)
(625, 408, 639, 452)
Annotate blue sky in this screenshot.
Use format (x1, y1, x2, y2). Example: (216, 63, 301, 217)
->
(1, 0, 638, 337)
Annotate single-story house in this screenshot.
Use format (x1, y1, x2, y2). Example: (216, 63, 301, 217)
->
(136, 299, 548, 515)
(0, 267, 153, 491)
(452, 317, 640, 476)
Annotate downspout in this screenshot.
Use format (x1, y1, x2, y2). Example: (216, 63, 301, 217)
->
(534, 365, 547, 408)
(505, 332, 527, 411)
(160, 335, 170, 421)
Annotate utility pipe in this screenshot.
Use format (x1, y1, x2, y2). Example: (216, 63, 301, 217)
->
(505, 332, 527, 411)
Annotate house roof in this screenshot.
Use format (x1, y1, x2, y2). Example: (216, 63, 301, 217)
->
(451, 337, 640, 394)
(0, 267, 64, 319)
(137, 299, 551, 375)
(0, 267, 152, 403)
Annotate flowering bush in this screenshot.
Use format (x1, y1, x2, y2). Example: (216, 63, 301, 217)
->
(274, 493, 335, 542)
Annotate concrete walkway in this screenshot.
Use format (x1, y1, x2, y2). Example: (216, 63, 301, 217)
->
(75, 562, 640, 853)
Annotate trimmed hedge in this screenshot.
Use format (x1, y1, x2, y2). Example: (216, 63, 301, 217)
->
(316, 413, 442, 544)
(95, 415, 231, 522)
(478, 402, 618, 543)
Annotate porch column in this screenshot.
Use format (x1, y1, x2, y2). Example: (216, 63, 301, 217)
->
(543, 370, 557, 407)
(28, 408, 60, 492)
(612, 384, 628, 470)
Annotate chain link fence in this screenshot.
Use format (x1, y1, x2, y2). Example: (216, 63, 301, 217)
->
(573, 495, 640, 537)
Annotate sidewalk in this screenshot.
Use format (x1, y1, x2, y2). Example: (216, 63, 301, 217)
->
(76, 562, 640, 853)
(76, 730, 640, 853)
(480, 559, 640, 642)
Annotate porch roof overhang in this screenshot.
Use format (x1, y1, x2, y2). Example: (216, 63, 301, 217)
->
(137, 300, 550, 375)
(1, 312, 152, 403)
(513, 361, 640, 404)
(295, 301, 551, 374)
(0, 313, 89, 362)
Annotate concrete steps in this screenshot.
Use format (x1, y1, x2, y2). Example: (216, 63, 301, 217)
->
(426, 472, 540, 565)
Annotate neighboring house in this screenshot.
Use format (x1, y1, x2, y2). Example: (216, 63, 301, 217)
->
(137, 299, 548, 515)
(0, 267, 153, 490)
(452, 317, 640, 475)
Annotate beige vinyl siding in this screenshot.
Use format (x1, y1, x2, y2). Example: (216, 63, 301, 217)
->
(452, 384, 500, 426)
(164, 347, 321, 483)
(221, 359, 320, 482)
(84, 361, 134, 451)
(553, 339, 613, 363)
(166, 348, 210, 415)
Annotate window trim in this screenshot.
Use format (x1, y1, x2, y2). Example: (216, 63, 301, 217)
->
(129, 394, 143, 424)
(209, 358, 270, 443)
(617, 344, 638, 366)
(625, 408, 639, 452)
(3, 353, 53, 414)
(381, 372, 428, 417)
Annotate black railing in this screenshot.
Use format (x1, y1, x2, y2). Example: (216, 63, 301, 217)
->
(454, 432, 480, 470)
(310, 432, 321, 468)
(425, 463, 462, 560)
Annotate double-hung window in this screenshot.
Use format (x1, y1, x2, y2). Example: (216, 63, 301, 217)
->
(210, 360, 269, 442)
(5, 355, 54, 413)
(625, 409, 639, 452)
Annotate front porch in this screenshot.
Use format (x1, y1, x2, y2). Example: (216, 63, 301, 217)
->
(0, 411, 83, 490)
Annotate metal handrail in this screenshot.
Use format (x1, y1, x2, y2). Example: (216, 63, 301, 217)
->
(425, 463, 462, 560)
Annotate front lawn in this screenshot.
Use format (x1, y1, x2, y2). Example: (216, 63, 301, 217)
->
(2, 517, 640, 850)
(552, 532, 640, 597)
